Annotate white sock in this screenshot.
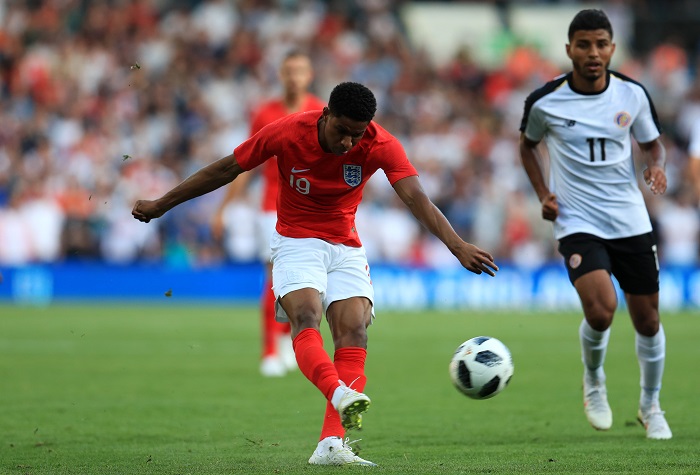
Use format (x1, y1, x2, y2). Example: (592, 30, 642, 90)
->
(636, 324, 665, 411)
(579, 319, 610, 384)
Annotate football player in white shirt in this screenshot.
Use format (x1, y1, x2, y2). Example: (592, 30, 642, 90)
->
(519, 9, 672, 440)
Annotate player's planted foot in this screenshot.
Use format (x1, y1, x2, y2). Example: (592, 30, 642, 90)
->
(260, 355, 286, 377)
(334, 383, 371, 431)
(637, 405, 672, 440)
(308, 436, 377, 466)
(583, 378, 612, 430)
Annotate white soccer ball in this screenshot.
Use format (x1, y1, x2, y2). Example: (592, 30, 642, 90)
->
(449, 336, 514, 400)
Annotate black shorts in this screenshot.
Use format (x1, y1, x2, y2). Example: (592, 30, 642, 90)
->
(557, 232, 659, 295)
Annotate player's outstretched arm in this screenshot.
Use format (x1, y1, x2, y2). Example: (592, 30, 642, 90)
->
(639, 139, 667, 195)
(132, 153, 244, 223)
(392, 175, 498, 276)
(519, 133, 558, 221)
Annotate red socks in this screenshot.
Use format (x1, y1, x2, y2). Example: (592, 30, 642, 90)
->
(319, 347, 368, 441)
(292, 329, 340, 400)
(334, 347, 367, 393)
(292, 329, 368, 441)
(261, 280, 289, 358)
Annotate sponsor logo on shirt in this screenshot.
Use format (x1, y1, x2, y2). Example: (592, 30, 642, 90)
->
(565, 119, 577, 127)
(614, 111, 631, 128)
(291, 167, 310, 173)
(343, 164, 362, 187)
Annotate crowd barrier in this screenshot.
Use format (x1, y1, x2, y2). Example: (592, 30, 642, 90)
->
(0, 262, 698, 311)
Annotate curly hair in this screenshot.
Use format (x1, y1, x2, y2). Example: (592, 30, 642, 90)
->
(327, 82, 377, 122)
(568, 9, 613, 41)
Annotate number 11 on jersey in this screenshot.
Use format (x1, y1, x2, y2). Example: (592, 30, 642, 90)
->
(587, 137, 606, 162)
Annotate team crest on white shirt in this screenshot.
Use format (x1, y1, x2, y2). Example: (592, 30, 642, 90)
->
(569, 253, 582, 269)
(614, 111, 632, 128)
(343, 164, 362, 186)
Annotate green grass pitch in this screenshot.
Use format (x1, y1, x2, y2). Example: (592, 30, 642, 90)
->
(1, 304, 698, 474)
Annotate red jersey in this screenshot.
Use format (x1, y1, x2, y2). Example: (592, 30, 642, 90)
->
(249, 95, 326, 211)
(234, 111, 418, 247)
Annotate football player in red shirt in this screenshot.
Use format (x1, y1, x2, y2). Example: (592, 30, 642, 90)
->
(212, 51, 326, 378)
(133, 82, 498, 466)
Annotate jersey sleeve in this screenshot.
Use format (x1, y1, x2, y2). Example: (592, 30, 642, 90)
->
(631, 86, 662, 144)
(520, 93, 547, 142)
(377, 138, 418, 184)
(234, 121, 282, 171)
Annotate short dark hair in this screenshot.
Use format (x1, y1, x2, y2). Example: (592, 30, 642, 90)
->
(328, 82, 377, 122)
(568, 9, 613, 41)
(283, 49, 310, 62)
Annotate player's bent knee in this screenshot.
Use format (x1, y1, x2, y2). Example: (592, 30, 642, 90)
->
(632, 317, 660, 337)
(585, 306, 615, 331)
(288, 309, 323, 332)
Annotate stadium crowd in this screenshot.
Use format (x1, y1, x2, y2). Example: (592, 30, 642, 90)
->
(1, 0, 699, 268)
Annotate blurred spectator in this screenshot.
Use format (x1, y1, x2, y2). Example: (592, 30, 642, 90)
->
(655, 187, 699, 265)
(0, 179, 63, 264)
(0, 188, 36, 266)
(57, 175, 99, 259)
(681, 81, 700, 201)
(0, 0, 696, 268)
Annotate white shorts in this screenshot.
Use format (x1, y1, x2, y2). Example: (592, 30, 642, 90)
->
(257, 211, 277, 262)
(270, 231, 375, 323)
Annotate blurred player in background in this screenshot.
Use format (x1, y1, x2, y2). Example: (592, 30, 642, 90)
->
(688, 119, 700, 200)
(212, 51, 326, 377)
(519, 9, 672, 439)
(133, 82, 498, 466)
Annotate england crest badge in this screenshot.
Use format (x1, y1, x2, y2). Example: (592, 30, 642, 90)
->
(343, 164, 362, 187)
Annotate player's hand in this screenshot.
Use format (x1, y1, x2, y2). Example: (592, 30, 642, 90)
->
(132, 199, 165, 223)
(643, 166, 667, 195)
(453, 242, 499, 277)
(540, 193, 558, 221)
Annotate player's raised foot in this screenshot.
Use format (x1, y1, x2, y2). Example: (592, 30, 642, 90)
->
(335, 384, 371, 430)
(308, 436, 377, 466)
(344, 413, 363, 431)
(583, 378, 612, 430)
(260, 355, 286, 377)
(637, 406, 672, 440)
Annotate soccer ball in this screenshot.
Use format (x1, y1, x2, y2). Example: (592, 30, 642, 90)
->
(449, 336, 514, 400)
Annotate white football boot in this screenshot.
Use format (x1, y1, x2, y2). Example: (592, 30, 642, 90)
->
(637, 405, 672, 440)
(333, 383, 371, 430)
(259, 355, 286, 377)
(308, 436, 377, 466)
(583, 377, 613, 430)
